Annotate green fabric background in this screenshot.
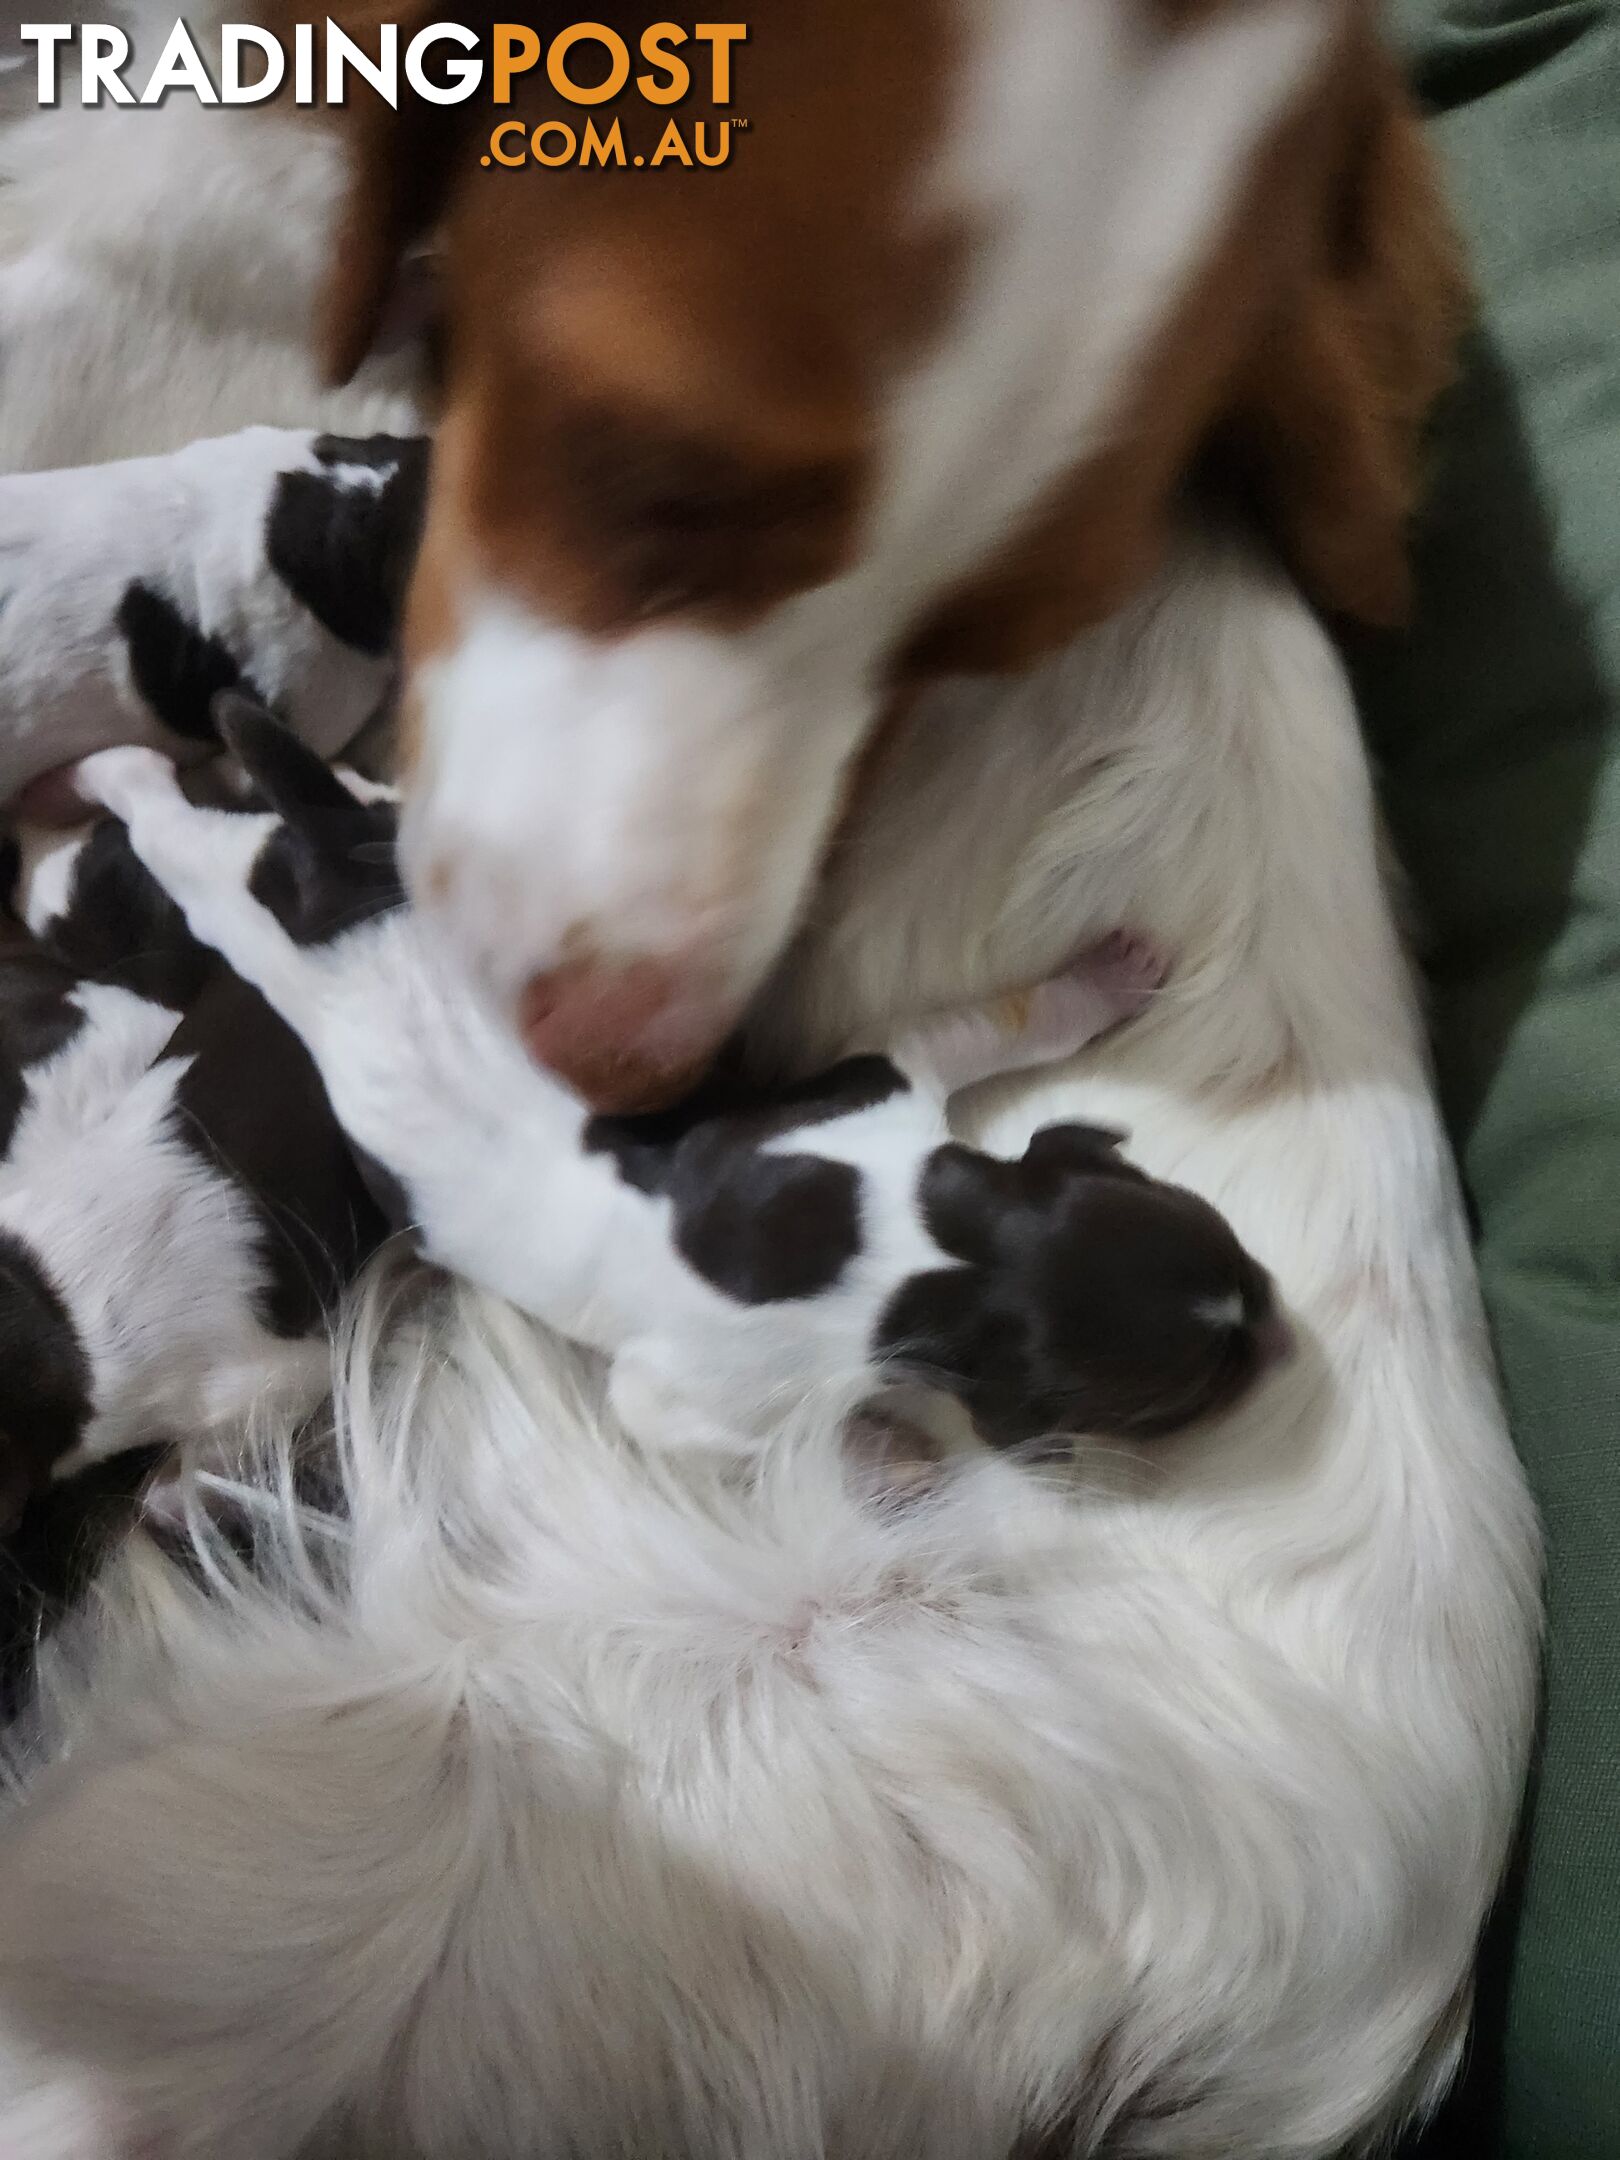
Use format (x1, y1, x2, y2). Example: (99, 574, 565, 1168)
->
(1354, 1, 1620, 2150)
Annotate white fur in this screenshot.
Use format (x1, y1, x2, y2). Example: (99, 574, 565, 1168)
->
(0, 20, 1539, 2160)
(407, 599, 883, 1041)
(0, 428, 393, 796)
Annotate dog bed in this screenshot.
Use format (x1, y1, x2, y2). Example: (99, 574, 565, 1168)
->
(1362, 0, 1620, 2148)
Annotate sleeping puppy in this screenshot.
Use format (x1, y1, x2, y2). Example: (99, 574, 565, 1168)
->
(0, 778, 384, 1524)
(0, 427, 421, 813)
(75, 709, 1287, 1459)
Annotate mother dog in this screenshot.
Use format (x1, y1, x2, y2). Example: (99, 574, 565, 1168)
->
(0, 4, 1538, 2155)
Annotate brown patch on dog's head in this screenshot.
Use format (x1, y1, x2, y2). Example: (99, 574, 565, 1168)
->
(897, 4, 1467, 675)
(317, 0, 957, 653)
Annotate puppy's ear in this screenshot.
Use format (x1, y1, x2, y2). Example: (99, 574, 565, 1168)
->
(916, 1143, 1021, 1268)
(1020, 1123, 1135, 1179)
(1214, 32, 1469, 625)
(213, 695, 359, 822)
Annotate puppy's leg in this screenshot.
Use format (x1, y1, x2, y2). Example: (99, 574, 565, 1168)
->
(71, 748, 319, 1028)
(888, 929, 1167, 1100)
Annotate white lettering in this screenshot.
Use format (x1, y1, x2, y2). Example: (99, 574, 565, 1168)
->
(81, 23, 134, 105)
(140, 19, 218, 103)
(220, 24, 284, 103)
(19, 24, 73, 105)
(325, 19, 396, 106)
(404, 24, 482, 105)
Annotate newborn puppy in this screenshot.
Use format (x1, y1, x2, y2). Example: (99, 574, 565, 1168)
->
(0, 780, 384, 1521)
(76, 713, 1286, 1458)
(0, 427, 419, 812)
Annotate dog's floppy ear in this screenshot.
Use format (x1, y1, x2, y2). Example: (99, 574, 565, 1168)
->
(318, 2, 480, 385)
(1214, 33, 1469, 626)
(212, 694, 359, 822)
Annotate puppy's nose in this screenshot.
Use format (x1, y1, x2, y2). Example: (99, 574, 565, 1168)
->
(518, 958, 723, 1112)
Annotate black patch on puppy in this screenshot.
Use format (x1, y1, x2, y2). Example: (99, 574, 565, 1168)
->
(116, 582, 262, 745)
(36, 818, 218, 1009)
(673, 1142, 861, 1303)
(0, 1228, 95, 1522)
(265, 434, 430, 656)
(876, 1125, 1280, 1449)
(586, 1051, 905, 1189)
(0, 1445, 160, 1728)
(211, 698, 404, 947)
(168, 972, 386, 1340)
(584, 1054, 906, 1304)
(0, 950, 86, 1156)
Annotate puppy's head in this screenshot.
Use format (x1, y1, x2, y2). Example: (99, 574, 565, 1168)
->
(879, 1124, 1286, 1450)
(0, 1231, 92, 1526)
(318, 1, 1466, 1108)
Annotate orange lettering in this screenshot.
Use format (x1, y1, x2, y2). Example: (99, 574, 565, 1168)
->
(547, 22, 630, 105)
(693, 23, 745, 102)
(531, 119, 578, 163)
(636, 22, 689, 104)
(491, 23, 539, 103)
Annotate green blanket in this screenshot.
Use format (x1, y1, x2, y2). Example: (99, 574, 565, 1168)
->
(1356, 2, 1620, 2151)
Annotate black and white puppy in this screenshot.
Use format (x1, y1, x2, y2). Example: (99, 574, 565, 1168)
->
(76, 713, 1287, 1459)
(0, 769, 384, 1522)
(0, 427, 424, 810)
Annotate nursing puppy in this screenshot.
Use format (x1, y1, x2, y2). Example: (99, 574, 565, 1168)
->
(0, 784, 383, 1520)
(76, 712, 1283, 1458)
(0, 427, 420, 809)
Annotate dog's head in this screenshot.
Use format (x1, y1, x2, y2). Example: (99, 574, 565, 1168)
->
(878, 1124, 1286, 1448)
(323, 0, 1466, 1108)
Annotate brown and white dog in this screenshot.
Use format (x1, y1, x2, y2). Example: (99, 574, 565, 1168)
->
(328, 0, 1467, 1110)
(4, 0, 1460, 1108)
(0, 8, 1538, 2160)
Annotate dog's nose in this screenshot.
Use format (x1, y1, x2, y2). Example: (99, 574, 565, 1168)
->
(518, 959, 723, 1113)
